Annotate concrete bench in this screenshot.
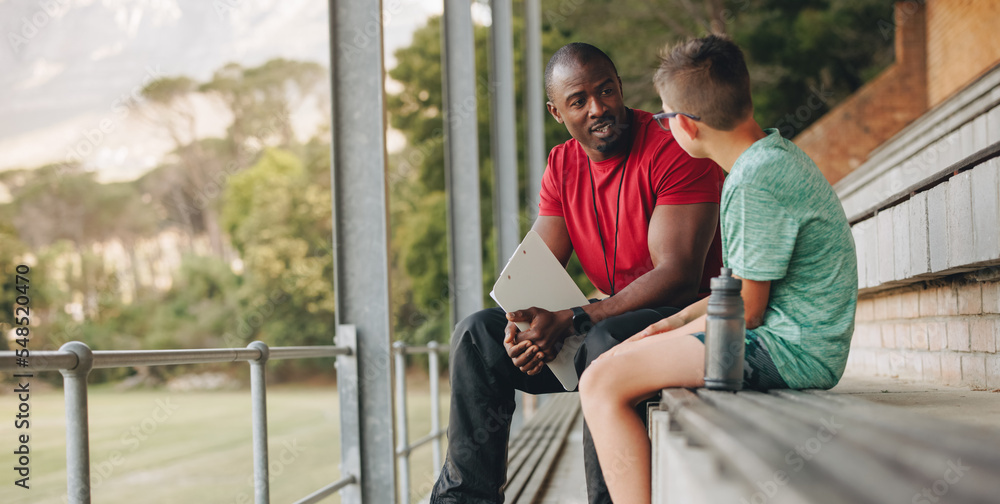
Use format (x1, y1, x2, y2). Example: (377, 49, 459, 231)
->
(651, 388, 1000, 504)
(504, 393, 581, 503)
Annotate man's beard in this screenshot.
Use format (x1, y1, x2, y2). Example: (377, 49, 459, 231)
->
(595, 128, 630, 154)
(593, 109, 632, 154)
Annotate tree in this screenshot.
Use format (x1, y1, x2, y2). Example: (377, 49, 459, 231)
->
(385, 0, 895, 345)
(200, 59, 325, 150)
(141, 76, 229, 256)
(221, 148, 336, 348)
(386, 15, 570, 345)
(541, 0, 895, 135)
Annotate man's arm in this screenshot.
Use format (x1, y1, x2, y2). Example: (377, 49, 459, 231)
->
(509, 202, 719, 372)
(532, 216, 574, 267)
(583, 202, 718, 323)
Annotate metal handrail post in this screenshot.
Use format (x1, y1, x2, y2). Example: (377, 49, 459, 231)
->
(393, 342, 410, 504)
(248, 341, 270, 504)
(428, 341, 442, 477)
(59, 342, 94, 504)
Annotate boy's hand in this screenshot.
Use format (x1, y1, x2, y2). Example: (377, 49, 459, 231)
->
(628, 313, 686, 342)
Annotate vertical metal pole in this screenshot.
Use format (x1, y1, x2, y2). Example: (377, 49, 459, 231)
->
(59, 342, 94, 504)
(329, 0, 395, 501)
(524, 0, 546, 222)
(335, 325, 362, 503)
(248, 342, 270, 504)
(428, 341, 442, 476)
(393, 343, 410, 504)
(490, 0, 521, 268)
(442, 0, 485, 327)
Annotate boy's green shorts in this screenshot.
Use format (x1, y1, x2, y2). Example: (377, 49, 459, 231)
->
(691, 331, 789, 391)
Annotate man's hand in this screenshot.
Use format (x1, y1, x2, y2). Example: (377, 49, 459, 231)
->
(504, 307, 574, 375)
(503, 321, 546, 375)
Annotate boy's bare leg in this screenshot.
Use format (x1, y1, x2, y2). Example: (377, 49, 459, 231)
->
(579, 331, 706, 504)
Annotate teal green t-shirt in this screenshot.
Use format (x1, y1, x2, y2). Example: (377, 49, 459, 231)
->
(722, 129, 858, 389)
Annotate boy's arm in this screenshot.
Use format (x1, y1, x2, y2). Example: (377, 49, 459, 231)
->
(739, 276, 770, 329)
(629, 274, 770, 340)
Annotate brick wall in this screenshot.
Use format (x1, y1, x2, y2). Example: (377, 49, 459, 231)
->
(794, 1, 928, 184)
(926, 0, 1000, 106)
(836, 83, 1000, 388)
(847, 276, 1000, 389)
(795, 0, 1000, 184)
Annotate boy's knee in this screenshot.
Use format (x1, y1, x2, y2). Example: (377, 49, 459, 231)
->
(578, 360, 608, 404)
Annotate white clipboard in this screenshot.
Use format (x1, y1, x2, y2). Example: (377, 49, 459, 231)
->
(490, 230, 590, 391)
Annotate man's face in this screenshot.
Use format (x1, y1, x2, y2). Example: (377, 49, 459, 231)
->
(547, 60, 628, 161)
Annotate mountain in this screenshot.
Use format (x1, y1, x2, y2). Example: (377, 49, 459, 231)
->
(0, 0, 440, 182)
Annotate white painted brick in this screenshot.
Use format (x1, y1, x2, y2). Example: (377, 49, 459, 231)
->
(972, 159, 1000, 263)
(959, 122, 975, 161)
(941, 132, 962, 167)
(973, 113, 989, 152)
(947, 171, 974, 268)
(892, 204, 911, 281)
(877, 210, 895, 284)
(988, 106, 1000, 146)
(901, 352, 923, 380)
(900, 158, 921, 182)
(909, 192, 930, 276)
(889, 351, 906, 377)
(852, 224, 867, 289)
(927, 183, 950, 272)
(863, 218, 879, 288)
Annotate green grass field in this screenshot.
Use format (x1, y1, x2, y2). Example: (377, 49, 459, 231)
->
(0, 379, 449, 503)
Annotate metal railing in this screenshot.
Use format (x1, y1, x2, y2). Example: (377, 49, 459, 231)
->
(0, 337, 358, 504)
(392, 341, 449, 504)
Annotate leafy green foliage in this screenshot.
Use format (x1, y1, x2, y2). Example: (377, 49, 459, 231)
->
(221, 148, 336, 349)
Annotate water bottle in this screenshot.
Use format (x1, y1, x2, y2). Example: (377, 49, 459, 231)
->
(704, 267, 745, 390)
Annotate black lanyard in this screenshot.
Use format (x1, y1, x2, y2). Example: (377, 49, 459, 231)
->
(587, 149, 630, 295)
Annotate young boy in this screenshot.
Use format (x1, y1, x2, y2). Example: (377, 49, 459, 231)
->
(578, 34, 858, 504)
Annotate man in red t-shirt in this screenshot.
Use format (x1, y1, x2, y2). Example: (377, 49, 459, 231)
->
(431, 43, 724, 504)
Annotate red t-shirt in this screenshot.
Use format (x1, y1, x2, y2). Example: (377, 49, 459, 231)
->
(539, 109, 725, 297)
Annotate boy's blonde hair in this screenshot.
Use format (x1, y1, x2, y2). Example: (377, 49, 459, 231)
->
(654, 34, 753, 131)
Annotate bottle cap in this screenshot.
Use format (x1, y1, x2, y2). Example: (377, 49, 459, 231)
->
(711, 267, 742, 291)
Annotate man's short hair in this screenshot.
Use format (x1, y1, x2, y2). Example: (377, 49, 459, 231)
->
(653, 34, 752, 131)
(545, 42, 618, 101)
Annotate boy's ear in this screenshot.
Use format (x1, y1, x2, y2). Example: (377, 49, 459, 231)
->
(546, 101, 563, 124)
(676, 114, 699, 141)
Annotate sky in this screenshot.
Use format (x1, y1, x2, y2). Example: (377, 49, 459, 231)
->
(0, 0, 449, 183)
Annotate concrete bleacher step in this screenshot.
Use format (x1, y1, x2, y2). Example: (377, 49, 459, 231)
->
(652, 387, 1000, 504)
